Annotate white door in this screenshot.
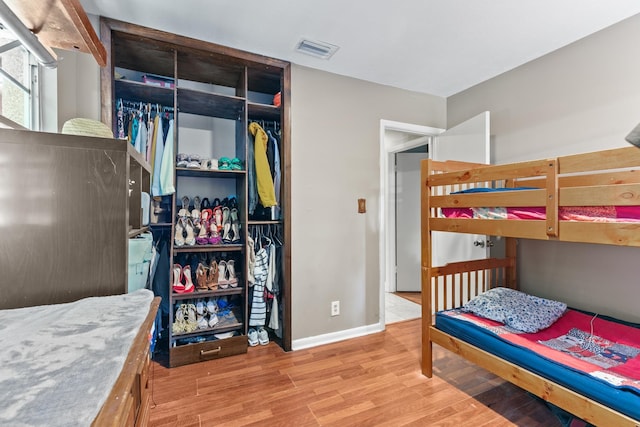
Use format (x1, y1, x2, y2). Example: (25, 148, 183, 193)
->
(396, 151, 429, 292)
(431, 112, 490, 267)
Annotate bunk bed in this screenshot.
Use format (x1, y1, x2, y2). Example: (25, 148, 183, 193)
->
(0, 290, 160, 427)
(420, 146, 640, 426)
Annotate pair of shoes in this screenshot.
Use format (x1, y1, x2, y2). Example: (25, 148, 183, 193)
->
(172, 303, 198, 334)
(218, 157, 242, 171)
(172, 264, 195, 293)
(248, 328, 259, 346)
(217, 260, 239, 289)
(258, 327, 269, 345)
(176, 153, 201, 168)
(200, 158, 219, 170)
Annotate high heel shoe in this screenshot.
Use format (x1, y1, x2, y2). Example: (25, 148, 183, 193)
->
(181, 265, 195, 293)
(172, 304, 186, 334)
(192, 196, 201, 221)
(227, 259, 239, 287)
(196, 209, 212, 245)
(207, 260, 218, 290)
(213, 206, 223, 232)
(174, 218, 186, 247)
(230, 208, 240, 243)
(195, 263, 209, 291)
(217, 260, 230, 289)
(184, 303, 198, 332)
(184, 217, 196, 246)
(222, 207, 232, 243)
(172, 263, 185, 293)
(208, 220, 222, 245)
(207, 298, 219, 327)
(178, 196, 190, 219)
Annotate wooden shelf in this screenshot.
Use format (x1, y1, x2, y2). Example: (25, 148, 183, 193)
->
(248, 102, 280, 121)
(177, 88, 244, 119)
(176, 167, 245, 178)
(171, 287, 243, 301)
(173, 244, 243, 253)
(115, 80, 174, 106)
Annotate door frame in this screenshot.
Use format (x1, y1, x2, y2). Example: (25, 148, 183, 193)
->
(379, 119, 444, 326)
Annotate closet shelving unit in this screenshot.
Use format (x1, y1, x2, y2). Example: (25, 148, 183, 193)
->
(100, 18, 292, 367)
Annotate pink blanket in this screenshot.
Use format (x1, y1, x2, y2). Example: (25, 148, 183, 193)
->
(442, 205, 640, 222)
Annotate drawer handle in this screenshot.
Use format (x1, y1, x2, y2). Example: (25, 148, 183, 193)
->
(200, 346, 222, 357)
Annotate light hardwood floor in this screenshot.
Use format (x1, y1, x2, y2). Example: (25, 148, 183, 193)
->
(148, 319, 560, 426)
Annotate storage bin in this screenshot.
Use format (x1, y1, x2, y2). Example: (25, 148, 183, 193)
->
(128, 232, 153, 292)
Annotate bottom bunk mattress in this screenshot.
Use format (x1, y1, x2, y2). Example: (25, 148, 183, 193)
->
(0, 289, 156, 426)
(436, 308, 640, 421)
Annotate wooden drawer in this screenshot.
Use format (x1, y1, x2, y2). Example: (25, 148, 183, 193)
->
(169, 335, 247, 367)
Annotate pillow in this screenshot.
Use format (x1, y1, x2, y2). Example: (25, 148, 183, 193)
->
(462, 287, 567, 333)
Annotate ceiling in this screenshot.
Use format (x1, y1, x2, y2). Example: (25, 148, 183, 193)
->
(79, 0, 640, 97)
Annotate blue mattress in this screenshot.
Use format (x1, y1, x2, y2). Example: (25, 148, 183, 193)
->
(435, 309, 640, 421)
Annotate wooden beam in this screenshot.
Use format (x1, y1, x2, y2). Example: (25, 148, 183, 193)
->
(4, 0, 106, 66)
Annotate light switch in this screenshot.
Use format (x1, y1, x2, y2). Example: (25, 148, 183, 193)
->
(358, 198, 366, 213)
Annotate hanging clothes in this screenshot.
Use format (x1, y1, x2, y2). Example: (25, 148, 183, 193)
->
(146, 117, 154, 164)
(247, 129, 258, 215)
(248, 122, 277, 207)
(247, 235, 256, 285)
(138, 112, 148, 156)
(249, 246, 268, 327)
(268, 129, 282, 219)
(158, 118, 175, 195)
(116, 99, 125, 139)
(151, 114, 165, 196)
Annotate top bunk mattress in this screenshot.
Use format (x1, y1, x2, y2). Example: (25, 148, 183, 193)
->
(435, 307, 640, 421)
(441, 188, 640, 223)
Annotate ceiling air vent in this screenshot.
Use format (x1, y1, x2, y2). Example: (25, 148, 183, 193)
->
(295, 38, 339, 60)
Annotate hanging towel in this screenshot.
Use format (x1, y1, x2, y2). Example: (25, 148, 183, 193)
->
(248, 122, 277, 207)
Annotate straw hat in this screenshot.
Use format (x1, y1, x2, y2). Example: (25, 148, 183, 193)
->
(61, 118, 113, 138)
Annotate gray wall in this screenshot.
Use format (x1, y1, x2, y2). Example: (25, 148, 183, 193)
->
(290, 64, 445, 341)
(447, 14, 640, 322)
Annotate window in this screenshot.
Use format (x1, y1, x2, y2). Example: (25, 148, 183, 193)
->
(0, 26, 39, 130)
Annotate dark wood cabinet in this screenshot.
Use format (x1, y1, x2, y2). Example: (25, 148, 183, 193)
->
(0, 128, 150, 309)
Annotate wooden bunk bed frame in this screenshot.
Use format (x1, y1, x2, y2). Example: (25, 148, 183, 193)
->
(420, 146, 640, 427)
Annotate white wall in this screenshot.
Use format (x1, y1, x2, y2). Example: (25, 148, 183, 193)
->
(447, 14, 640, 322)
(55, 48, 101, 131)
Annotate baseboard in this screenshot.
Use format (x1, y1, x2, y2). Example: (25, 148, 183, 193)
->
(291, 321, 385, 351)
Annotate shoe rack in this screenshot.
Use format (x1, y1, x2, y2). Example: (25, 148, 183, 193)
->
(100, 18, 291, 367)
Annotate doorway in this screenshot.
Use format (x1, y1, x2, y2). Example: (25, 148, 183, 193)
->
(379, 113, 490, 326)
(379, 120, 443, 325)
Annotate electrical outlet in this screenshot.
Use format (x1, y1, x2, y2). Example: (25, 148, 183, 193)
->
(331, 300, 340, 316)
